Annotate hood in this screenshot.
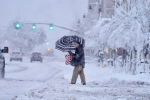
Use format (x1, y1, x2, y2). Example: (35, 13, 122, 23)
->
(76, 44, 83, 52)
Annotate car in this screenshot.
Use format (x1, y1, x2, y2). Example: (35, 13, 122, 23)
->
(10, 52, 22, 62)
(0, 47, 8, 78)
(30, 52, 43, 63)
(45, 48, 54, 57)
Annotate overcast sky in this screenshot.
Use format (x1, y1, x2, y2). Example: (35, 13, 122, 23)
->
(0, 0, 88, 55)
(0, 0, 88, 27)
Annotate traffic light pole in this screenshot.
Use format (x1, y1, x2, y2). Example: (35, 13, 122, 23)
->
(24, 22, 78, 32)
(53, 24, 77, 32)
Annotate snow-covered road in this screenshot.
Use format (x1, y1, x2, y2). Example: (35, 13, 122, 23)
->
(1, 54, 150, 100)
(0, 54, 62, 100)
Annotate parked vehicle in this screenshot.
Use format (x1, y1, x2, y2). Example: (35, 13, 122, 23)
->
(10, 52, 22, 62)
(30, 52, 43, 63)
(0, 47, 9, 78)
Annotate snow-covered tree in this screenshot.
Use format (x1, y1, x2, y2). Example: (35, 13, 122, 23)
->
(89, 0, 150, 49)
(84, 0, 150, 74)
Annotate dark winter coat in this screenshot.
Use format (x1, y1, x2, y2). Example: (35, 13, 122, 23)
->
(69, 45, 85, 68)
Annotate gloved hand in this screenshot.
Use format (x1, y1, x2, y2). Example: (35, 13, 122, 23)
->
(68, 51, 72, 55)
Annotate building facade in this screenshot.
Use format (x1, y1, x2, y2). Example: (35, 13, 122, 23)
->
(88, 0, 100, 21)
(88, 0, 115, 19)
(88, 0, 149, 19)
(101, 0, 115, 18)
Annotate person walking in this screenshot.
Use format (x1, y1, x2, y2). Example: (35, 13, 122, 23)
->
(68, 41, 86, 85)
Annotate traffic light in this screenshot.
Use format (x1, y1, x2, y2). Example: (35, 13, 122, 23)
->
(32, 24, 36, 30)
(16, 23, 20, 28)
(49, 24, 53, 30)
(46, 42, 49, 45)
(15, 22, 20, 29)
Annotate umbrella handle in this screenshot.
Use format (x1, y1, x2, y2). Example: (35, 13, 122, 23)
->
(68, 51, 72, 55)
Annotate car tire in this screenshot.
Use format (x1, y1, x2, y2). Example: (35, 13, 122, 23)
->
(10, 59, 12, 62)
(40, 60, 43, 63)
(30, 60, 32, 62)
(20, 59, 22, 62)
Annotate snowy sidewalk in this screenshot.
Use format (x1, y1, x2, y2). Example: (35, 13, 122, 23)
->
(13, 61, 150, 100)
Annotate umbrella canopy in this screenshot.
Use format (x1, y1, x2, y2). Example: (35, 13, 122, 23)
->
(55, 35, 85, 52)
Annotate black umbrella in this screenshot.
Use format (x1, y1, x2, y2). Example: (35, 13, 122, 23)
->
(55, 35, 85, 52)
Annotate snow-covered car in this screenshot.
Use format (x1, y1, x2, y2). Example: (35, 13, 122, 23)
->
(10, 52, 22, 62)
(0, 47, 8, 78)
(30, 52, 43, 63)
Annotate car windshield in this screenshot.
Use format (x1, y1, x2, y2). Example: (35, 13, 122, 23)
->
(12, 52, 20, 54)
(32, 53, 41, 55)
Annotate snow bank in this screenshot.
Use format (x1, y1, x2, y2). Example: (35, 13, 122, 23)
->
(14, 69, 150, 100)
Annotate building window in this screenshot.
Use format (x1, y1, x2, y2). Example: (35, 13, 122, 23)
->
(89, 4, 92, 10)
